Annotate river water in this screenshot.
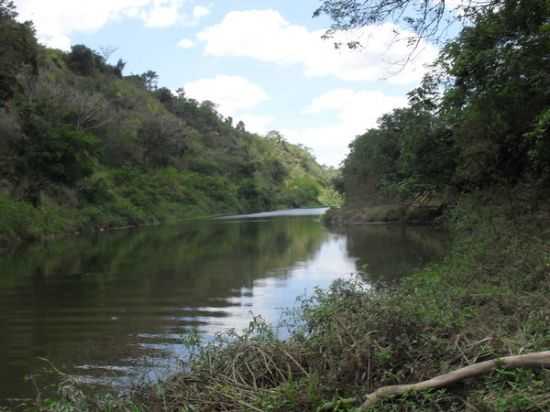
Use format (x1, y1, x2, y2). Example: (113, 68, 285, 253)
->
(0, 209, 446, 403)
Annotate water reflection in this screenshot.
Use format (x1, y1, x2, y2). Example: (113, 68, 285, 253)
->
(337, 224, 447, 286)
(0, 213, 445, 402)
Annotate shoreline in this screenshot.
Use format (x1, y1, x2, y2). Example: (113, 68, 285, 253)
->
(323, 202, 446, 226)
(27, 196, 550, 411)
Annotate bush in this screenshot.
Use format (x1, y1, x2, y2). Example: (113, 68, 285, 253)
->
(32, 195, 550, 412)
(0, 194, 70, 244)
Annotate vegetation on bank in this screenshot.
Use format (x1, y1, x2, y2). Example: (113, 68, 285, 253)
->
(4, 0, 550, 410)
(0, 0, 340, 247)
(331, 0, 550, 221)
(29, 193, 550, 411)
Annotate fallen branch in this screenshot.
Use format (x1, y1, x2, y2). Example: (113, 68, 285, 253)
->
(360, 351, 550, 410)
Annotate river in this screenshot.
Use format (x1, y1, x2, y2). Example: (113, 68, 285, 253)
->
(0, 209, 446, 404)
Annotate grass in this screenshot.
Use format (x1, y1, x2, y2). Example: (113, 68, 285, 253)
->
(24, 194, 550, 411)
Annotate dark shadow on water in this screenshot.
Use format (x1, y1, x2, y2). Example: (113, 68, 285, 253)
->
(330, 224, 448, 286)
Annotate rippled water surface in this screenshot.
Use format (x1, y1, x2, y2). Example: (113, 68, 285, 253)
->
(0, 209, 446, 402)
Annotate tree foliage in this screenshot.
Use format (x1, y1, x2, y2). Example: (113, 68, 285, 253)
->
(340, 0, 550, 204)
(0, 0, 38, 105)
(314, 0, 501, 44)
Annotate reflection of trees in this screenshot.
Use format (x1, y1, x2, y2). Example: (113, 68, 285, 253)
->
(0, 217, 328, 401)
(330, 224, 448, 286)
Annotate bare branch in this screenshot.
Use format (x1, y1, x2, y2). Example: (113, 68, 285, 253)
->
(99, 45, 118, 63)
(359, 351, 550, 410)
(314, 0, 502, 45)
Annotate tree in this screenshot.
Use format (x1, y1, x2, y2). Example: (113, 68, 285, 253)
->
(0, 109, 23, 181)
(141, 70, 159, 91)
(0, 0, 16, 19)
(137, 115, 187, 167)
(67, 45, 97, 76)
(114, 58, 126, 78)
(339, 0, 550, 203)
(314, 0, 500, 46)
(19, 75, 114, 133)
(14, 111, 98, 205)
(200, 100, 218, 113)
(0, 0, 38, 107)
(236, 121, 246, 132)
(266, 131, 286, 144)
(154, 87, 175, 111)
(439, 0, 550, 186)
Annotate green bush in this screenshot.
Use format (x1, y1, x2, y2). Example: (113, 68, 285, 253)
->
(0, 194, 70, 243)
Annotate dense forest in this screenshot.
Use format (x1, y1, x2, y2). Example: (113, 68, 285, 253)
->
(335, 0, 550, 214)
(0, 0, 340, 246)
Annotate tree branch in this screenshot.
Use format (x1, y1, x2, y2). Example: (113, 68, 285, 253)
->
(360, 351, 550, 410)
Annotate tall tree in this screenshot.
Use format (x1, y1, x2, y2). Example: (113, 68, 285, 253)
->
(0, 0, 38, 107)
(141, 70, 159, 91)
(439, 0, 550, 186)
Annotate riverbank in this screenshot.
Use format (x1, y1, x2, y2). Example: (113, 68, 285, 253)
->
(0, 192, 216, 252)
(0, 189, 331, 252)
(323, 193, 446, 226)
(29, 194, 550, 411)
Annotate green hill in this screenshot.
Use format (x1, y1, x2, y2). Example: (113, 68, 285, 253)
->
(0, 2, 340, 246)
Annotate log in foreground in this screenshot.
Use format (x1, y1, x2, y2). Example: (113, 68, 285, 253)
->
(360, 351, 550, 410)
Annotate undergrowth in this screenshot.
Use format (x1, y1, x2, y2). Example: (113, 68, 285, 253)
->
(28, 194, 550, 411)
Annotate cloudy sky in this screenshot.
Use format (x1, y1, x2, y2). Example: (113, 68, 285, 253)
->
(14, 0, 441, 166)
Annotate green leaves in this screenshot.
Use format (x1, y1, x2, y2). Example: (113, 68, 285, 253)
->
(342, 0, 550, 204)
(0, 5, 38, 105)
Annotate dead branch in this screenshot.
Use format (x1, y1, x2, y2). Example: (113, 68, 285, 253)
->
(360, 351, 550, 410)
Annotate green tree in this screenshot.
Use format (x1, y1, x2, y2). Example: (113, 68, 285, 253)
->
(339, 0, 550, 204)
(14, 111, 98, 205)
(440, 0, 550, 187)
(154, 87, 176, 111)
(141, 70, 159, 91)
(114, 58, 126, 78)
(0, 0, 38, 107)
(236, 120, 246, 132)
(67, 45, 98, 76)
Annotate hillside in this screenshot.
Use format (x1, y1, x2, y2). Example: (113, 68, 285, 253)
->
(0, 4, 339, 246)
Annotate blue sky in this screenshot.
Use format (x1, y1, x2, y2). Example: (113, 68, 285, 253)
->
(14, 0, 442, 166)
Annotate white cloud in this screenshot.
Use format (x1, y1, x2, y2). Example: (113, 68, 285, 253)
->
(193, 5, 210, 19)
(198, 9, 438, 84)
(239, 114, 274, 135)
(283, 89, 408, 166)
(304, 89, 406, 127)
(140, 1, 181, 28)
(14, 0, 209, 50)
(184, 75, 269, 118)
(177, 38, 195, 49)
